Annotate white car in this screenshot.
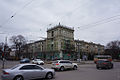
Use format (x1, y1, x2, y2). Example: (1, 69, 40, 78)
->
(32, 59, 44, 65)
(51, 60, 78, 71)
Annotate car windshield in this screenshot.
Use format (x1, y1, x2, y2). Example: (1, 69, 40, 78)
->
(97, 60, 104, 63)
(104, 61, 110, 62)
(11, 64, 20, 70)
(22, 58, 29, 60)
(35, 59, 41, 61)
(98, 57, 110, 59)
(97, 60, 110, 63)
(53, 61, 58, 63)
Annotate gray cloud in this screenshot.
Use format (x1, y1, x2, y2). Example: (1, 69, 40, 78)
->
(0, 0, 120, 45)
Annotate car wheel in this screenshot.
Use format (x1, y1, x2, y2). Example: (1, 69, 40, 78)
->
(108, 66, 111, 69)
(40, 63, 44, 65)
(111, 65, 113, 69)
(37, 63, 40, 65)
(73, 65, 77, 70)
(60, 66, 64, 71)
(46, 72, 53, 79)
(14, 75, 24, 80)
(96, 67, 99, 69)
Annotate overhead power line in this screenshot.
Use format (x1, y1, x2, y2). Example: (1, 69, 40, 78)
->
(11, 0, 34, 18)
(0, 0, 34, 28)
(50, 1, 89, 25)
(78, 14, 120, 30)
(0, 18, 11, 28)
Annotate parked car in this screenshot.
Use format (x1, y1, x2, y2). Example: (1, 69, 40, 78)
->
(96, 60, 113, 69)
(51, 60, 78, 71)
(32, 59, 44, 65)
(1, 64, 55, 80)
(20, 58, 30, 63)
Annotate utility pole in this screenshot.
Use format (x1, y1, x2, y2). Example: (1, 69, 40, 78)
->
(2, 48, 5, 69)
(2, 37, 7, 69)
(78, 45, 80, 63)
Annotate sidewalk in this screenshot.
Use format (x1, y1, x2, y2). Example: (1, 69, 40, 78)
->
(72, 60, 94, 65)
(45, 60, 94, 65)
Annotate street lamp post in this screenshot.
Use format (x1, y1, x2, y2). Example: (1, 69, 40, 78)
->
(77, 44, 81, 63)
(3, 36, 8, 69)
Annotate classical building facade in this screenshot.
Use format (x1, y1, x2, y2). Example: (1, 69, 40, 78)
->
(75, 40, 104, 60)
(24, 24, 104, 60)
(46, 24, 75, 60)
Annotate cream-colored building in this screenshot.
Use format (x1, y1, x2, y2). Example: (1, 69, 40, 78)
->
(46, 24, 75, 60)
(24, 24, 104, 60)
(75, 40, 104, 60)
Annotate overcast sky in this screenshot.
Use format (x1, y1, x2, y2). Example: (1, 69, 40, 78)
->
(0, 0, 120, 45)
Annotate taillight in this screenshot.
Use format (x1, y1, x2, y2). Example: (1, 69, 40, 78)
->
(56, 63, 59, 65)
(108, 59, 112, 61)
(3, 71, 9, 75)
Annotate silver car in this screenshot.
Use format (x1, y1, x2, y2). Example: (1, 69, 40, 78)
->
(51, 60, 78, 71)
(1, 64, 55, 80)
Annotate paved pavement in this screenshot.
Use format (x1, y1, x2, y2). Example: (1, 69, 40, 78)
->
(0, 60, 120, 80)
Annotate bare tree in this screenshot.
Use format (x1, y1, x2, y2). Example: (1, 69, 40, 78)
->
(106, 40, 120, 49)
(0, 42, 4, 50)
(10, 35, 26, 59)
(0, 42, 4, 59)
(105, 40, 120, 59)
(0, 42, 11, 59)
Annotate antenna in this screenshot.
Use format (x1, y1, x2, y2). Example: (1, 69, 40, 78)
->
(59, 22, 61, 25)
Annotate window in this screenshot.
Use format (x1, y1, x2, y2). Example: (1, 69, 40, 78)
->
(59, 61, 71, 64)
(59, 61, 65, 63)
(20, 65, 43, 70)
(11, 64, 20, 70)
(65, 61, 71, 64)
(34, 65, 43, 70)
(53, 61, 58, 63)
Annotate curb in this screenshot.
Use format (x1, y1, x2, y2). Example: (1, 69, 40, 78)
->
(45, 61, 95, 65)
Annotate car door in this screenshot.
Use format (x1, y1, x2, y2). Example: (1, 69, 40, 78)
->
(61, 61, 71, 68)
(59, 61, 68, 68)
(66, 61, 73, 68)
(32, 65, 45, 79)
(19, 65, 37, 79)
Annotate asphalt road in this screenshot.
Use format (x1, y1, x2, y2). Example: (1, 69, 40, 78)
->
(0, 60, 120, 80)
(51, 62, 120, 80)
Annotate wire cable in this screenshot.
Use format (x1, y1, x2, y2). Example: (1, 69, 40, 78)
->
(49, 1, 90, 26)
(0, 0, 35, 28)
(78, 14, 120, 30)
(11, 0, 34, 18)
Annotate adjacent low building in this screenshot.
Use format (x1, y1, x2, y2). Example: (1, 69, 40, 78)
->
(75, 40, 104, 60)
(23, 24, 104, 60)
